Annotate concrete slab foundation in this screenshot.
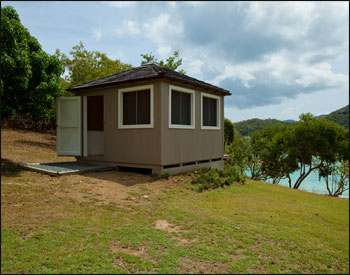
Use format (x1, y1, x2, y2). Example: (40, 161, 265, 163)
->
(20, 161, 115, 176)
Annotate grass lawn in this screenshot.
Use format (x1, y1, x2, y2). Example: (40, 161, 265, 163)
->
(1, 128, 349, 274)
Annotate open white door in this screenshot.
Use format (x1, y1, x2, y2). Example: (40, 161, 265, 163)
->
(56, 96, 82, 156)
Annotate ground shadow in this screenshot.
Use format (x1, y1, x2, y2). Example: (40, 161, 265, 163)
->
(14, 140, 55, 150)
(82, 168, 159, 187)
(1, 159, 24, 178)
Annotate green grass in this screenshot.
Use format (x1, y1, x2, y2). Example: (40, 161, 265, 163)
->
(1, 177, 348, 274)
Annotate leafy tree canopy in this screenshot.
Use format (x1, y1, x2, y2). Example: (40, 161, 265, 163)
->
(56, 42, 133, 87)
(1, 6, 64, 121)
(140, 50, 186, 74)
(224, 118, 235, 145)
(249, 116, 348, 190)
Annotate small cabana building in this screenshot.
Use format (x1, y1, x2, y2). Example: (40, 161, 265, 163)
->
(56, 61, 231, 175)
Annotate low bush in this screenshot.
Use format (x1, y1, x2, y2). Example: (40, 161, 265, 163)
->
(187, 166, 245, 192)
(160, 172, 170, 180)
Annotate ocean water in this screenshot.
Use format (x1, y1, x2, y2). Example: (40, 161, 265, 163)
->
(246, 169, 349, 198)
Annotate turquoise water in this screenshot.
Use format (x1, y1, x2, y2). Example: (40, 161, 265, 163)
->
(246, 169, 349, 198)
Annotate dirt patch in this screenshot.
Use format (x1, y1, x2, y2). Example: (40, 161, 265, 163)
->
(154, 219, 194, 245)
(154, 219, 179, 233)
(1, 128, 186, 231)
(109, 241, 146, 256)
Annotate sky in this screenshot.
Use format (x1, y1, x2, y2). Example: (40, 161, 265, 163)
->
(3, 1, 349, 122)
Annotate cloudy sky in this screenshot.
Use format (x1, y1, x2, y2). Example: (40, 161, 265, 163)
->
(4, 1, 349, 122)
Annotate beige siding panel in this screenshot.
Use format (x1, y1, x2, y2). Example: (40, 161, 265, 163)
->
(103, 81, 161, 165)
(161, 81, 224, 165)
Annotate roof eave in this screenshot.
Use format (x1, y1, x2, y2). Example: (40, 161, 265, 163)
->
(68, 74, 231, 96)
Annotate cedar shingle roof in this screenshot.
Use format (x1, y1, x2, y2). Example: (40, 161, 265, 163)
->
(67, 61, 231, 96)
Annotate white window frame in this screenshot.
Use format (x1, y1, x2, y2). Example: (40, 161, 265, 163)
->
(118, 84, 154, 129)
(168, 84, 195, 129)
(201, 92, 221, 130)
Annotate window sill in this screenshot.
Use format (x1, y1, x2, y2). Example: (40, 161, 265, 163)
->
(118, 124, 154, 129)
(169, 124, 195, 129)
(201, 126, 220, 130)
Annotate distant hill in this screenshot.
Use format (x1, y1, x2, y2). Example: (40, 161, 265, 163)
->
(284, 119, 296, 124)
(234, 118, 285, 136)
(234, 105, 349, 136)
(323, 105, 349, 129)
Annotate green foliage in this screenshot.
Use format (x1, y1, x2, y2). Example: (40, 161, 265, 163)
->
(249, 115, 349, 191)
(323, 105, 349, 129)
(56, 42, 133, 87)
(224, 118, 235, 146)
(318, 160, 349, 197)
(226, 136, 250, 176)
(234, 118, 285, 137)
(1, 6, 64, 121)
(140, 50, 186, 74)
(299, 112, 315, 122)
(188, 167, 245, 192)
(250, 124, 298, 186)
(160, 172, 170, 180)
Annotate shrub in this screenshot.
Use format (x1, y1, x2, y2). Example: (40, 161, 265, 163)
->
(188, 167, 245, 192)
(160, 172, 170, 180)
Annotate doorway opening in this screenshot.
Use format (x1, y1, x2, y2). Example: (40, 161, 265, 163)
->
(85, 95, 104, 158)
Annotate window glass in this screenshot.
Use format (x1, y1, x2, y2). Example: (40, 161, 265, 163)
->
(123, 92, 137, 125)
(171, 90, 181, 125)
(123, 90, 150, 125)
(171, 90, 191, 125)
(137, 90, 150, 124)
(181, 92, 191, 125)
(203, 97, 217, 126)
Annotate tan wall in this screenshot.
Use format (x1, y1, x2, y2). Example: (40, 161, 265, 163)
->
(160, 80, 224, 165)
(77, 80, 162, 165)
(105, 81, 161, 165)
(76, 79, 224, 167)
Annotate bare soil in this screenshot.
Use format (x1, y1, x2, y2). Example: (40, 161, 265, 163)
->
(1, 128, 187, 230)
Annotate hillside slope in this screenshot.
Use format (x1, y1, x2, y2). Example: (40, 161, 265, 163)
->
(323, 105, 349, 129)
(234, 118, 285, 136)
(234, 105, 349, 136)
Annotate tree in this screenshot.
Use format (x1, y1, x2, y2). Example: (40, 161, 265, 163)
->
(1, 6, 64, 121)
(250, 125, 298, 186)
(249, 114, 348, 189)
(317, 129, 349, 197)
(318, 160, 349, 197)
(288, 114, 347, 189)
(56, 42, 133, 87)
(226, 135, 250, 176)
(224, 118, 235, 146)
(140, 50, 186, 74)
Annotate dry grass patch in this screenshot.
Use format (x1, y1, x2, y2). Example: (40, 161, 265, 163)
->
(109, 241, 147, 257)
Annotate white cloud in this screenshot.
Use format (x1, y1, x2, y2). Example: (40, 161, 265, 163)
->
(91, 27, 102, 41)
(115, 20, 141, 38)
(138, 13, 184, 59)
(104, 1, 348, 110)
